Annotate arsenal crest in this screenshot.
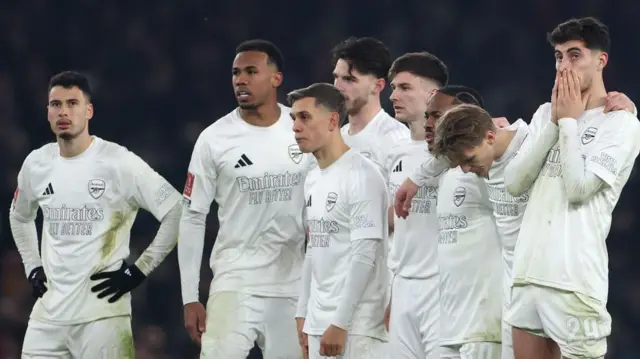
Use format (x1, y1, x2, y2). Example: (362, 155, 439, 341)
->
(581, 127, 597, 145)
(326, 192, 338, 211)
(88, 179, 106, 199)
(288, 144, 303, 164)
(453, 187, 466, 207)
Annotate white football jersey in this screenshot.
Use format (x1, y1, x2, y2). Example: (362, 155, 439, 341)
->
(303, 150, 388, 340)
(10, 137, 181, 324)
(437, 167, 503, 345)
(485, 119, 530, 305)
(387, 140, 441, 279)
(183, 105, 315, 297)
(512, 105, 640, 303)
(341, 109, 410, 179)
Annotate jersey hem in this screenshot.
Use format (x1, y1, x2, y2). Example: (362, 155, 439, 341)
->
(516, 277, 606, 303)
(29, 312, 131, 325)
(439, 337, 502, 346)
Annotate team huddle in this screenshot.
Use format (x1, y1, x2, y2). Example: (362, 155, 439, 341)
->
(9, 16, 640, 359)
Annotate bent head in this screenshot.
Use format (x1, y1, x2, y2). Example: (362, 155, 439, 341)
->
(425, 85, 484, 152)
(47, 71, 94, 141)
(432, 103, 496, 178)
(289, 83, 346, 153)
(388, 52, 449, 122)
(331, 37, 390, 116)
(548, 17, 609, 92)
(232, 39, 284, 110)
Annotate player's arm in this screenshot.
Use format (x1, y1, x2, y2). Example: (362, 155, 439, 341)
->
(124, 153, 183, 276)
(332, 166, 387, 330)
(9, 158, 42, 277)
(407, 155, 449, 187)
(558, 112, 640, 204)
(295, 245, 312, 320)
(504, 105, 558, 196)
(178, 134, 217, 305)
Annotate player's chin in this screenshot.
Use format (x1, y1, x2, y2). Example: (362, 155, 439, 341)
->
(238, 101, 259, 110)
(56, 129, 76, 140)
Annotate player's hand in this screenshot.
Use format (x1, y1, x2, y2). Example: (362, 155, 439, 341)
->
(184, 302, 207, 346)
(551, 71, 560, 124)
(556, 69, 589, 121)
(90, 261, 146, 303)
(320, 325, 347, 357)
(28, 266, 48, 298)
(384, 303, 391, 332)
(296, 317, 309, 359)
(492, 117, 510, 128)
(604, 91, 635, 114)
(394, 178, 419, 218)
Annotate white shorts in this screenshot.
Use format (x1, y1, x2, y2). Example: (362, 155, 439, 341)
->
(505, 284, 611, 359)
(307, 334, 386, 359)
(22, 315, 133, 358)
(200, 291, 299, 359)
(440, 342, 501, 359)
(388, 275, 440, 359)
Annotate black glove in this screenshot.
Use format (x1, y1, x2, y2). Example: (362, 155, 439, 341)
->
(28, 266, 48, 298)
(90, 261, 146, 303)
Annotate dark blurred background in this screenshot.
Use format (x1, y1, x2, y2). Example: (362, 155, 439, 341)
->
(1, 1, 638, 358)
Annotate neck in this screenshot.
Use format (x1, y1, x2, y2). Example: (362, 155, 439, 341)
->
(406, 117, 426, 141)
(58, 133, 93, 158)
(313, 136, 350, 169)
(347, 98, 382, 135)
(493, 129, 516, 160)
(239, 101, 281, 127)
(583, 81, 607, 110)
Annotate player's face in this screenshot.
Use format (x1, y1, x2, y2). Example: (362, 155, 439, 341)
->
(47, 86, 93, 140)
(332, 59, 379, 116)
(455, 134, 496, 179)
(424, 93, 456, 151)
(554, 40, 607, 92)
(232, 51, 282, 110)
(291, 97, 339, 153)
(389, 72, 435, 122)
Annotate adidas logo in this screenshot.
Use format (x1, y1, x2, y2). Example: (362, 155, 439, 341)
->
(234, 154, 254, 168)
(306, 196, 312, 207)
(392, 161, 403, 173)
(42, 183, 55, 196)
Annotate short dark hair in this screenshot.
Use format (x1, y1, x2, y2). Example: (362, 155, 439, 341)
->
(547, 17, 610, 52)
(48, 71, 92, 101)
(236, 39, 285, 72)
(437, 85, 485, 109)
(432, 104, 494, 161)
(331, 37, 391, 79)
(388, 52, 449, 87)
(287, 83, 347, 120)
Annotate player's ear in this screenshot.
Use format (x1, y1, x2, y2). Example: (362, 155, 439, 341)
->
(329, 112, 340, 131)
(485, 130, 496, 145)
(271, 72, 283, 88)
(373, 78, 385, 95)
(86, 103, 94, 120)
(597, 52, 608, 71)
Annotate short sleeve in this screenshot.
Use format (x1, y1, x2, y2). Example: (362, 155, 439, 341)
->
(123, 152, 181, 221)
(585, 112, 640, 187)
(10, 158, 39, 221)
(183, 133, 218, 214)
(348, 162, 388, 241)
